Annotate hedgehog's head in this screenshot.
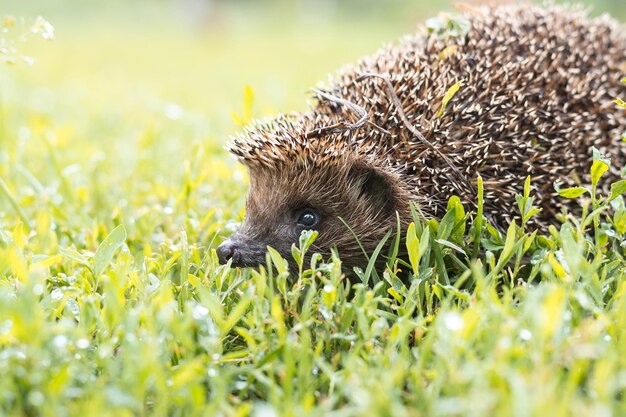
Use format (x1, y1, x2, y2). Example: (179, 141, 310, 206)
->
(217, 116, 413, 272)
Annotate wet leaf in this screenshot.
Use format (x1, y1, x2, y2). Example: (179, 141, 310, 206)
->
(94, 225, 126, 277)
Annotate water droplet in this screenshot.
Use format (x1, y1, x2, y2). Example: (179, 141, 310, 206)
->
(32, 284, 44, 296)
(53, 335, 69, 348)
(27, 391, 45, 407)
(164, 103, 184, 120)
(192, 304, 209, 319)
(0, 320, 13, 335)
(520, 329, 532, 341)
(443, 312, 464, 331)
(76, 339, 90, 349)
(253, 403, 278, 417)
(50, 288, 64, 301)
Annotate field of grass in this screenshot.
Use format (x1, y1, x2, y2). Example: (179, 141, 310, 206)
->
(1, 2, 626, 416)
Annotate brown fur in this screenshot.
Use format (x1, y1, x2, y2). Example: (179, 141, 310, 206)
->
(239, 156, 413, 269)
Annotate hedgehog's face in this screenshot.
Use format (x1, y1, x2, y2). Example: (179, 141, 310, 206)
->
(216, 160, 410, 272)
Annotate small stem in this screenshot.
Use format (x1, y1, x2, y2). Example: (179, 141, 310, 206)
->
(0, 177, 30, 229)
(591, 187, 601, 254)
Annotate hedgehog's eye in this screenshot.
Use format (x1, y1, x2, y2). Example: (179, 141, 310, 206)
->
(296, 209, 320, 229)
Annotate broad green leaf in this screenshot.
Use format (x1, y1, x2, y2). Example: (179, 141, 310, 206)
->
(406, 222, 419, 275)
(610, 180, 626, 201)
(548, 252, 567, 280)
(525, 208, 542, 219)
(290, 244, 302, 268)
(30, 254, 63, 270)
(590, 159, 609, 187)
(492, 221, 518, 274)
(435, 239, 467, 256)
(523, 230, 537, 254)
(615, 209, 626, 234)
(94, 225, 126, 277)
(592, 147, 610, 164)
(540, 287, 565, 338)
(270, 295, 286, 340)
(299, 229, 318, 253)
(221, 297, 252, 334)
(7, 245, 28, 282)
(267, 246, 288, 275)
(524, 176, 531, 197)
(559, 225, 581, 279)
(446, 195, 466, 240)
(437, 209, 455, 240)
(170, 358, 204, 389)
(387, 287, 402, 302)
(418, 227, 430, 261)
(60, 246, 92, 269)
(558, 187, 588, 199)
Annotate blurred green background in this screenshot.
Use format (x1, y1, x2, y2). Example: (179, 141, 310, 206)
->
(0, 0, 624, 232)
(3, 0, 624, 136)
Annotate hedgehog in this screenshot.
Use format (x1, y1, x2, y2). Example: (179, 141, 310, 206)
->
(216, 4, 626, 272)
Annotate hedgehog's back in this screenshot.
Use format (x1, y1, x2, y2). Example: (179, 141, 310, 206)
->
(310, 4, 626, 225)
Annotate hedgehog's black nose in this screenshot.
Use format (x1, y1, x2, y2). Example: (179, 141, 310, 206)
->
(217, 241, 238, 265)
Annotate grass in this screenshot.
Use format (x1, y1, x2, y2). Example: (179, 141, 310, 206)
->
(1, 5, 626, 417)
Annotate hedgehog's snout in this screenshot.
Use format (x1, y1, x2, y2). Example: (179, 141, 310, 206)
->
(216, 240, 238, 265)
(216, 235, 268, 268)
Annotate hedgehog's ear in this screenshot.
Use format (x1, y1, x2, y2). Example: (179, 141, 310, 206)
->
(350, 164, 395, 213)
